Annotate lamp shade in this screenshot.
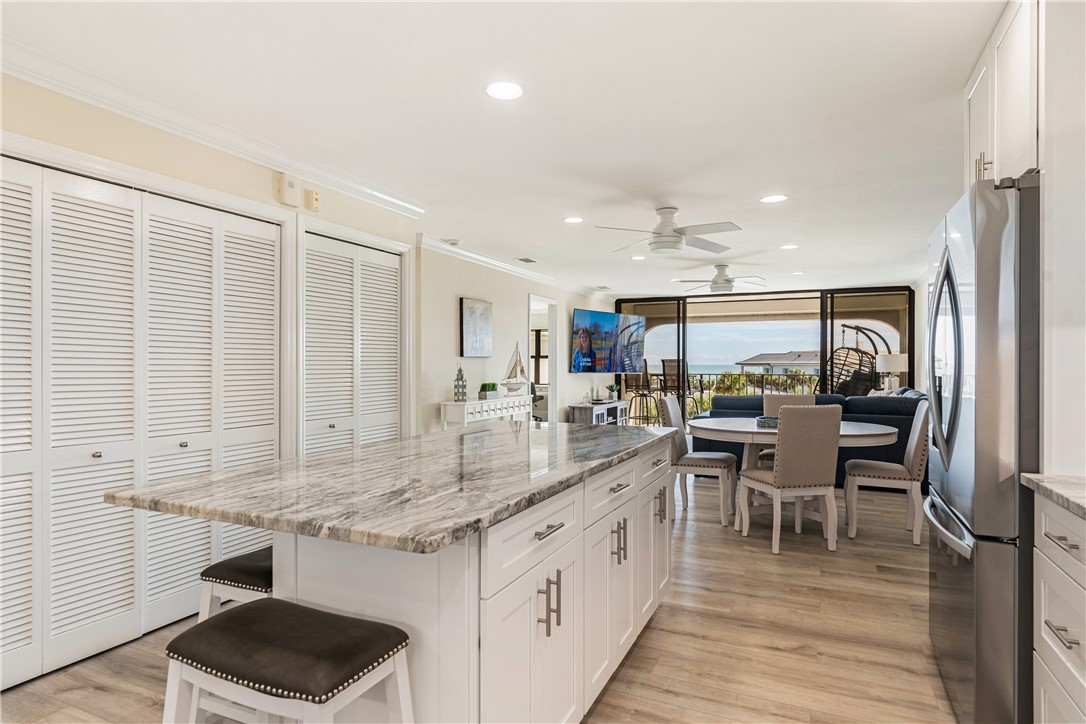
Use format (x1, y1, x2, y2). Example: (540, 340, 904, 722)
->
(875, 353, 909, 373)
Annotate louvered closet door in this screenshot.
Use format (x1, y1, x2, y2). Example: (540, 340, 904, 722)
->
(42, 170, 141, 671)
(218, 213, 278, 557)
(357, 246, 401, 444)
(1, 158, 44, 689)
(141, 195, 217, 629)
(304, 235, 358, 453)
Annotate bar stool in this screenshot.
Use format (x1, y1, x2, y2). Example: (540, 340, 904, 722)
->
(198, 546, 272, 621)
(626, 366, 660, 425)
(163, 597, 413, 723)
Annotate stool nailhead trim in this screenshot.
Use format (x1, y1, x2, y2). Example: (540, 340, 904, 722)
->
(166, 640, 409, 703)
(198, 576, 272, 593)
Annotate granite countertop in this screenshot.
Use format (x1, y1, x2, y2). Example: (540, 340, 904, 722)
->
(106, 421, 675, 554)
(1020, 473, 1086, 519)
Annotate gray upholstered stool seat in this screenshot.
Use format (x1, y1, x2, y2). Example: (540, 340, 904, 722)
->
(197, 546, 273, 621)
(199, 546, 273, 593)
(163, 598, 414, 722)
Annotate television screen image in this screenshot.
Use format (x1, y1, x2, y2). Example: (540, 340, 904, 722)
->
(570, 309, 646, 373)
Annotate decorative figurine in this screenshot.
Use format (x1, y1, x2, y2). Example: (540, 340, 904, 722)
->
(454, 364, 467, 402)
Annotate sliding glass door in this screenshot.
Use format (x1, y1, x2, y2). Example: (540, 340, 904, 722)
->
(822, 288, 914, 394)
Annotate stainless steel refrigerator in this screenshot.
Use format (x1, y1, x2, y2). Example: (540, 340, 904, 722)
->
(925, 172, 1040, 723)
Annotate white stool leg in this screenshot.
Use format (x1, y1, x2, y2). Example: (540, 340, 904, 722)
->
(163, 661, 195, 724)
(676, 472, 689, 510)
(846, 477, 859, 539)
(198, 583, 220, 622)
(771, 490, 782, 555)
(386, 650, 414, 723)
(825, 491, 838, 551)
(300, 701, 334, 724)
(739, 483, 751, 536)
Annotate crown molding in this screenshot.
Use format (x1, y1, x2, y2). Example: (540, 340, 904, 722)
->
(417, 235, 614, 302)
(2, 40, 426, 220)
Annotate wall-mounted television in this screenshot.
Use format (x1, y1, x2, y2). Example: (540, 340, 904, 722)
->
(570, 309, 646, 373)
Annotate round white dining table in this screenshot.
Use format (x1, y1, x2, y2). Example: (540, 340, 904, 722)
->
(686, 416, 899, 530)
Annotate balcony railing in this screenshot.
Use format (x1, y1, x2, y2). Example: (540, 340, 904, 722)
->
(630, 372, 820, 411)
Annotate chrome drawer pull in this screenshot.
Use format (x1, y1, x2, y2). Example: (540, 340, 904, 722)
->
(179, 441, 189, 448)
(537, 569, 560, 637)
(655, 488, 667, 522)
(1045, 620, 1081, 649)
(622, 517, 629, 561)
(91, 451, 103, 459)
(1044, 531, 1081, 552)
(609, 482, 631, 494)
(328, 423, 336, 429)
(653, 458, 666, 467)
(534, 522, 565, 541)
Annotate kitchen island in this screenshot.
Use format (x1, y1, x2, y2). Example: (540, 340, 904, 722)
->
(107, 421, 677, 723)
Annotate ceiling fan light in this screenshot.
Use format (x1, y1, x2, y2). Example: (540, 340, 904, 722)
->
(648, 236, 683, 254)
(486, 81, 523, 100)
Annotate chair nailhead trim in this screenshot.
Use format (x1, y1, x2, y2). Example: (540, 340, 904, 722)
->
(167, 639, 409, 703)
(199, 576, 273, 593)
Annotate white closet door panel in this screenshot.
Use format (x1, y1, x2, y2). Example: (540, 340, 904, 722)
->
(220, 438, 276, 557)
(144, 196, 215, 438)
(223, 219, 278, 431)
(1, 161, 41, 457)
(304, 242, 357, 423)
(46, 458, 137, 646)
(44, 172, 138, 448)
(304, 427, 355, 454)
(358, 251, 400, 443)
(1, 473, 35, 653)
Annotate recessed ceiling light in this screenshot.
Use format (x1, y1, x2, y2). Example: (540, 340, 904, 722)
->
(761, 194, 789, 203)
(792, 271, 806, 275)
(486, 81, 523, 100)
(780, 244, 799, 250)
(631, 256, 645, 261)
(563, 216, 583, 224)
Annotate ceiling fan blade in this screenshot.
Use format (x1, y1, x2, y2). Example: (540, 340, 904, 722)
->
(674, 221, 741, 236)
(739, 280, 767, 287)
(684, 236, 731, 254)
(595, 225, 653, 234)
(609, 236, 651, 253)
(685, 283, 710, 293)
(732, 275, 766, 282)
(673, 279, 712, 284)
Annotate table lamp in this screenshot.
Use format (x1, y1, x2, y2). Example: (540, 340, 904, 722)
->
(875, 353, 909, 391)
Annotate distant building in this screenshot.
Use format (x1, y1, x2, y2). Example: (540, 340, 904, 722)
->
(735, 350, 820, 375)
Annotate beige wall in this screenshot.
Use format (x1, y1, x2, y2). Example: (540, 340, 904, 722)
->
(1, 75, 415, 244)
(415, 247, 614, 433)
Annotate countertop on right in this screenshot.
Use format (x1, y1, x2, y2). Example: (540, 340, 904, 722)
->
(1020, 473, 1086, 519)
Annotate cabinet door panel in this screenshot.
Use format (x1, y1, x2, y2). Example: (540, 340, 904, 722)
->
(654, 483, 672, 601)
(583, 515, 615, 703)
(994, 0, 1037, 179)
(966, 63, 992, 183)
(635, 484, 657, 628)
(534, 537, 584, 724)
(481, 560, 538, 723)
(611, 498, 638, 658)
(358, 247, 400, 444)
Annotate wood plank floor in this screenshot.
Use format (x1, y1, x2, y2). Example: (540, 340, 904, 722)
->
(2, 481, 953, 723)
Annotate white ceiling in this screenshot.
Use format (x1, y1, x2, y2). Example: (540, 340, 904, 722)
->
(2, 2, 1003, 297)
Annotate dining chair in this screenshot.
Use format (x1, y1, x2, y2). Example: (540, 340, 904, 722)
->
(756, 394, 817, 467)
(659, 395, 737, 525)
(738, 404, 842, 554)
(844, 400, 929, 545)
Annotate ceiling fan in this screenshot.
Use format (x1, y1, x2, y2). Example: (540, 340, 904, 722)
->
(598, 206, 740, 255)
(673, 264, 766, 293)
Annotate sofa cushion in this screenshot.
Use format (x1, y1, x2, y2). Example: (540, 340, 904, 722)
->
(710, 395, 764, 412)
(844, 395, 923, 416)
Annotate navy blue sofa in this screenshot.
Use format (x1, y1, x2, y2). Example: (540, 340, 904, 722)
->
(690, 393, 928, 491)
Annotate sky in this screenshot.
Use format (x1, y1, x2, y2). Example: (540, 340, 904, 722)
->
(645, 319, 900, 370)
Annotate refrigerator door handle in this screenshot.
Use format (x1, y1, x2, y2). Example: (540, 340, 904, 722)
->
(924, 496, 974, 560)
(927, 247, 963, 468)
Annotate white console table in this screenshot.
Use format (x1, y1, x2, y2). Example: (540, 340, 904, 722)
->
(569, 400, 630, 426)
(442, 395, 532, 430)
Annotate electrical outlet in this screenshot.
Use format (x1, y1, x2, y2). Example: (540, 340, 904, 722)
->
(305, 189, 321, 212)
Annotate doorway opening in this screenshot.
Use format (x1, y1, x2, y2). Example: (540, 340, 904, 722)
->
(529, 295, 557, 422)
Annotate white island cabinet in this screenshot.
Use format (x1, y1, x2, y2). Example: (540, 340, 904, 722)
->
(107, 421, 675, 723)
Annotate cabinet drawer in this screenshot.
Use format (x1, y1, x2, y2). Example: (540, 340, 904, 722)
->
(1035, 549, 1086, 712)
(482, 485, 581, 598)
(1035, 652, 1086, 724)
(637, 442, 671, 487)
(584, 461, 637, 527)
(1036, 495, 1086, 588)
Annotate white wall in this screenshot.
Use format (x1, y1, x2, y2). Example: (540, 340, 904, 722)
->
(1039, 0, 1086, 475)
(911, 270, 929, 393)
(414, 245, 613, 433)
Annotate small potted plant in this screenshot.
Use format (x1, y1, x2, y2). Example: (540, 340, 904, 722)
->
(606, 383, 620, 401)
(479, 382, 499, 400)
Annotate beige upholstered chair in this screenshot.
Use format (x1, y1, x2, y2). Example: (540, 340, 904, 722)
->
(756, 394, 816, 466)
(845, 400, 929, 545)
(739, 405, 842, 554)
(659, 395, 738, 525)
